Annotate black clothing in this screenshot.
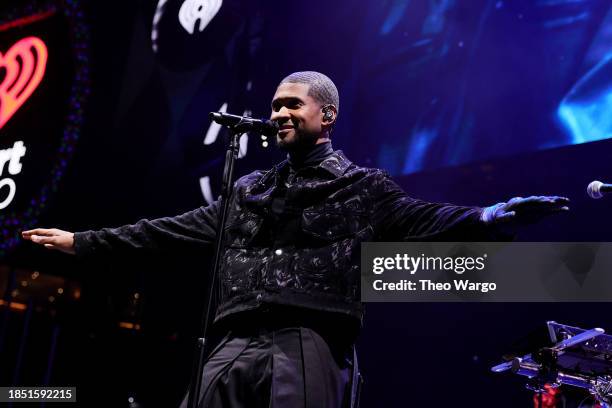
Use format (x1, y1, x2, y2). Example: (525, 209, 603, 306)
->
(73, 148, 495, 407)
(74, 150, 491, 334)
(286, 141, 334, 169)
(178, 327, 351, 408)
(271, 142, 334, 249)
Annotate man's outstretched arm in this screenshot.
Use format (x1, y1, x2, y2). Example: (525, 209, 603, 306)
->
(372, 174, 569, 241)
(22, 201, 220, 257)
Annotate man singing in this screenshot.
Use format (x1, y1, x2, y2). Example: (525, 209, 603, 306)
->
(23, 71, 569, 408)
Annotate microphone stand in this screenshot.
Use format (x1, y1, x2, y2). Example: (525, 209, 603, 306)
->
(187, 121, 248, 408)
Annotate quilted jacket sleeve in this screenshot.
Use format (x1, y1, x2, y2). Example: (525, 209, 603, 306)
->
(73, 201, 219, 258)
(371, 173, 498, 241)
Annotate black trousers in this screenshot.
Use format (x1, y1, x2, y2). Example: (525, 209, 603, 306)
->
(180, 327, 358, 408)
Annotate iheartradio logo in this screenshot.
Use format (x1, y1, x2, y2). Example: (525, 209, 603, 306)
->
(0, 3, 90, 254)
(0, 36, 48, 130)
(0, 37, 47, 210)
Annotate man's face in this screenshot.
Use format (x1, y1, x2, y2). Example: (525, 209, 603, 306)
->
(270, 82, 324, 151)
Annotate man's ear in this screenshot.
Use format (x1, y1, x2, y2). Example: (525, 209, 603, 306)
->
(322, 104, 338, 126)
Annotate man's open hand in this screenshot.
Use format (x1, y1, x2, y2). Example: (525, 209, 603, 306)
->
(481, 196, 570, 225)
(21, 228, 76, 255)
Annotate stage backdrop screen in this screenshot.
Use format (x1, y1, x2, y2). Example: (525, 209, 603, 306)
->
(154, 0, 612, 180)
(313, 0, 612, 175)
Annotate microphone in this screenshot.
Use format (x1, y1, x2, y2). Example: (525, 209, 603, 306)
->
(210, 112, 279, 136)
(587, 180, 612, 199)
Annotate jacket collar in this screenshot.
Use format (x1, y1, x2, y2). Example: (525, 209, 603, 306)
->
(260, 150, 352, 185)
(318, 150, 352, 177)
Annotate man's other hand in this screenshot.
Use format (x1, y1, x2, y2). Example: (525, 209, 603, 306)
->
(21, 228, 76, 255)
(481, 196, 570, 225)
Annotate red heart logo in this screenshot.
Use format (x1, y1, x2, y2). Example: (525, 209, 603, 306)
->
(0, 36, 48, 130)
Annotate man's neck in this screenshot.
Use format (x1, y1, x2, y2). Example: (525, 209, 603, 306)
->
(287, 141, 334, 170)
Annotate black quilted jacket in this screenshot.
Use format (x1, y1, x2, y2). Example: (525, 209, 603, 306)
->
(74, 151, 491, 330)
